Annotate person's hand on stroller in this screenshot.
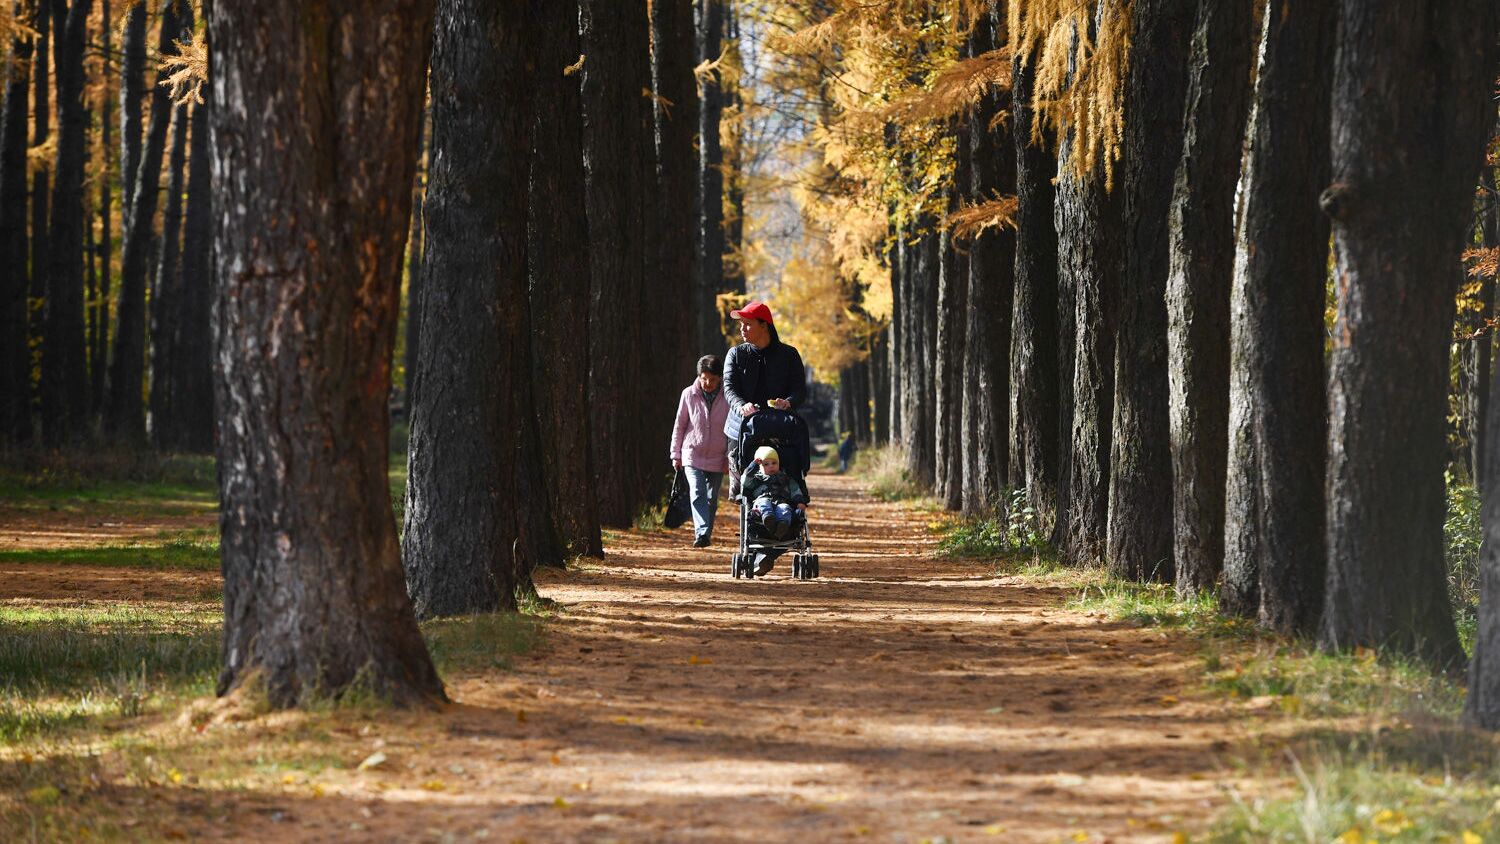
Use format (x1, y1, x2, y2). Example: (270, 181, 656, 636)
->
(769, 398, 791, 410)
(740, 403, 759, 417)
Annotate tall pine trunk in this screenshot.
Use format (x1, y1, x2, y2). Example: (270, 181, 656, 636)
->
(1011, 43, 1061, 524)
(0, 21, 32, 442)
(149, 2, 194, 447)
(1107, 0, 1192, 583)
(1164, 0, 1254, 598)
(28, 7, 48, 437)
(173, 50, 214, 454)
(529, 0, 603, 558)
(871, 328, 888, 444)
(1319, 0, 1495, 667)
(934, 214, 965, 511)
(118, 0, 143, 228)
(696, 0, 726, 351)
(107, 1, 182, 440)
(92, 0, 110, 419)
(40, 0, 93, 445)
(1221, 0, 1334, 628)
(901, 221, 937, 488)
(403, 0, 562, 617)
(211, 0, 444, 707)
(961, 18, 1014, 518)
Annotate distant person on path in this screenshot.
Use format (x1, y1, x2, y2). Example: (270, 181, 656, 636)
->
(723, 300, 806, 496)
(671, 355, 731, 548)
(838, 432, 858, 473)
(741, 446, 807, 540)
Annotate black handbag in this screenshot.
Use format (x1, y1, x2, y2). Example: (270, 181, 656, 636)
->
(664, 468, 691, 529)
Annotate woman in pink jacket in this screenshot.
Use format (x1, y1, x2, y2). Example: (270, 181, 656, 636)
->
(671, 355, 731, 547)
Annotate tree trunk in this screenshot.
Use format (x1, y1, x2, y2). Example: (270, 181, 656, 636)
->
(529, 0, 603, 559)
(404, 0, 564, 616)
(211, 0, 443, 707)
(92, 0, 110, 419)
(935, 216, 965, 511)
(149, 4, 194, 447)
(118, 0, 143, 229)
(1165, 0, 1254, 598)
(107, 1, 182, 440)
(404, 149, 423, 413)
(962, 16, 1014, 518)
(871, 327, 889, 444)
(1011, 45, 1060, 521)
(1319, 0, 1495, 667)
(580, 0, 653, 527)
(0, 21, 32, 442)
(1107, 0, 1192, 583)
(902, 222, 937, 488)
(655, 0, 698, 379)
(888, 227, 903, 444)
(40, 0, 93, 446)
(173, 54, 214, 454)
(28, 10, 48, 437)
(1220, 0, 1334, 625)
(697, 0, 725, 351)
(1464, 165, 1499, 492)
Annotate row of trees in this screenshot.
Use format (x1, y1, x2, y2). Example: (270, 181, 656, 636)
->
(813, 1, 1500, 702)
(0, 0, 213, 451)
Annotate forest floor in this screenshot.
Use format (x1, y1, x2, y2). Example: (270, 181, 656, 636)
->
(0, 467, 1290, 843)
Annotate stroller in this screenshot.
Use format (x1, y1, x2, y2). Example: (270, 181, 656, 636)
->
(729, 409, 821, 580)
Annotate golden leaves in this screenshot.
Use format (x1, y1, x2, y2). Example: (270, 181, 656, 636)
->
(947, 195, 1019, 241)
(162, 36, 209, 107)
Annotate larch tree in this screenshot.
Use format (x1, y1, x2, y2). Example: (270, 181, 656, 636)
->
(171, 20, 214, 455)
(0, 11, 32, 442)
(1220, 0, 1335, 630)
(1320, 0, 1496, 667)
(528, 0, 603, 559)
(39, 0, 92, 445)
(655, 0, 698, 383)
(403, 0, 562, 617)
(1163, 0, 1254, 598)
(148, 0, 194, 448)
(1106, 0, 1192, 584)
(581, 0, 653, 527)
(91, 0, 112, 418)
(28, 3, 48, 421)
(960, 7, 1014, 518)
(698, 0, 727, 350)
(107, 0, 182, 440)
(934, 212, 965, 510)
(118, 0, 143, 227)
(210, 0, 444, 707)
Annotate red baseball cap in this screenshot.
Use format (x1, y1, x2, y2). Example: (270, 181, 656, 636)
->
(730, 300, 774, 324)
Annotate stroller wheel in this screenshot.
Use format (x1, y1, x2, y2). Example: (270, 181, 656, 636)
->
(792, 555, 804, 579)
(730, 553, 742, 579)
(810, 554, 820, 578)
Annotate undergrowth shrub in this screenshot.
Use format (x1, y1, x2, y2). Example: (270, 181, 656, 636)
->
(852, 445, 926, 501)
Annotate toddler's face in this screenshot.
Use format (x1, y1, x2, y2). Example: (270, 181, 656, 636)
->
(760, 458, 780, 475)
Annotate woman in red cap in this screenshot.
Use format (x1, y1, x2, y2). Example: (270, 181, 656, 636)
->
(722, 300, 807, 503)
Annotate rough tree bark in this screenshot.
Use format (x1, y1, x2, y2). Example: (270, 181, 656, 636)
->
(1462, 165, 1498, 491)
(0, 20, 32, 442)
(1320, 0, 1495, 667)
(1011, 45, 1061, 524)
(149, 1, 194, 447)
(92, 0, 110, 418)
(40, 0, 93, 445)
(697, 0, 726, 350)
(1106, 0, 1192, 583)
(902, 221, 938, 488)
(1220, 0, 1334, 626)
(172, 44, 214, 454)
(529, 0, 603, 559)
(211, 0, 444, 707)
(934, 216, 965, 511)
(28, 7, 48, 432)
(580, 0, 653, 527)
(888, 226, 903, 444)
(118, 0, 143, 227)
(107, 1, 181, 440)
(1164, 0, 1254, 598)
(404, 0, 564, 617)
(870, 329, 888, 444)
(963, 14, 1014, 518)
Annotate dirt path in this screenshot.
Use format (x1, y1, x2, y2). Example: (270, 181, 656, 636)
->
(10, 472, 1256, 842)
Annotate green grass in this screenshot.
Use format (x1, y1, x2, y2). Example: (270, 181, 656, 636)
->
(0, 602, 542, 746)
(0, 450, 217, 515)
(0, 531, 220, 571)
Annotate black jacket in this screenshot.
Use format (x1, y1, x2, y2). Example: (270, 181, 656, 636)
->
(722, 337, 807, 439)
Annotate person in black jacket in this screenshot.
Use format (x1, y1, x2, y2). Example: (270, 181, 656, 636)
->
(722, 300, 807, 493)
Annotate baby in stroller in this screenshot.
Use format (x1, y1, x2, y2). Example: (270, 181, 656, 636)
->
(741, 446, 807, 540)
